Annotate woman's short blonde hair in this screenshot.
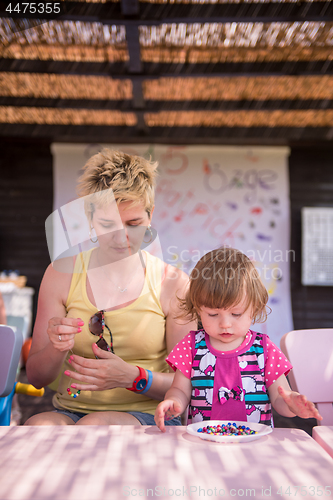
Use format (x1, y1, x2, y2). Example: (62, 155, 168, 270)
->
(77, 149, 158, 220)
(179, 247, 269, 324)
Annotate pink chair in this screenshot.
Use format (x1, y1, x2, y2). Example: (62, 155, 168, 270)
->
(280, 329, 333, 425)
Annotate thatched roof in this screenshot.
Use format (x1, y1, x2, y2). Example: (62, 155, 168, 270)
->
(0, 0, 332, 143)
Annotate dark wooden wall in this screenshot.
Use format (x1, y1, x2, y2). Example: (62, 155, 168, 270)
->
(289, 147, 333, 329)
(0, 139, 332, 331)
(0, 140, 53, 318)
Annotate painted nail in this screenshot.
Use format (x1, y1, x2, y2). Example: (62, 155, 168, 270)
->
(77, 327, 82, 332)
(68, 358, 72, 364)
(64, 370, 70, 376)
(69, 356, 73, 361)
(71, 384, 77, 389)
(78, 321, 84, 326)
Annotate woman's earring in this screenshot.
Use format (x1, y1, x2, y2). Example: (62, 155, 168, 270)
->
(143, 224, 153, 244)
(89, 226, 98, 244)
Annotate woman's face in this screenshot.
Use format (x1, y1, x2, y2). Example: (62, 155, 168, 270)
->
(91, 200, 152, 260)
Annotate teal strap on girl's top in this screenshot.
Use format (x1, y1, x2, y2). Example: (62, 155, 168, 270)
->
(141, 370, 153, 394)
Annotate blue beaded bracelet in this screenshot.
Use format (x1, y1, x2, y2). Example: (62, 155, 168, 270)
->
(140, 370, 153, 394)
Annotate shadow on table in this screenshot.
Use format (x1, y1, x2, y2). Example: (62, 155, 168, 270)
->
(272, 408, 317, 436)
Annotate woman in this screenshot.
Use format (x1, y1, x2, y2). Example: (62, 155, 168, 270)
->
(25, 149, 196, 425)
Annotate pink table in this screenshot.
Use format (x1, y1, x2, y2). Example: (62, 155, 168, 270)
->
(0, 426, 332, 500)
(313, 426, 333, 459)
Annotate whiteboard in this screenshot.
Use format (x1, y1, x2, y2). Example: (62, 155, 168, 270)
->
(302, 207, 333, 286)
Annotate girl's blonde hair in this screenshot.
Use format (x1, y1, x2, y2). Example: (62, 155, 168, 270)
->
(77, 149, 158, 220)
(179, 247, 269, 324)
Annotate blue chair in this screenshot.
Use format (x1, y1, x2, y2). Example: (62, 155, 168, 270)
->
(0, 325, 23, 425)
(0, 325, 44, 425)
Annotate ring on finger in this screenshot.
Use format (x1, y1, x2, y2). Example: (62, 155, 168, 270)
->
(59, 335, 62, 341)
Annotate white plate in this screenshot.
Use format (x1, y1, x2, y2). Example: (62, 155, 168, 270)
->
(186, 420, 273, 443)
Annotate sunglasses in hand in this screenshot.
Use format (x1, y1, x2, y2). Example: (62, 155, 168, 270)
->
(88, 310, 114, 356)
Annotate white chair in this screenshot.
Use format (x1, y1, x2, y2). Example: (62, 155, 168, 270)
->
(6, 315, 29, 341)
(280, 329, 333, 426)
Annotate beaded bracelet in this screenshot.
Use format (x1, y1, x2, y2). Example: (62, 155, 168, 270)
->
(67, 350, 81, 398)
(67, 388, 81, 398)
(140, 370, 153, 394)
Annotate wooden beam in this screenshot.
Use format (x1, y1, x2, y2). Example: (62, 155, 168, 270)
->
(0, 123, 332, 144)
(0, 1, 332, 22)
(121, 0, 139, 16)
(132, 77, 145, 109)
(1, 97, 332, 112)
(126, 24, 142, 74)
(1, 59, 332, 77)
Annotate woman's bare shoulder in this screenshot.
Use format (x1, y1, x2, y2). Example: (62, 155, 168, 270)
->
(160, 262, 189, 312)
(41, 257, 75, 305)
(162, 263, 189, 289)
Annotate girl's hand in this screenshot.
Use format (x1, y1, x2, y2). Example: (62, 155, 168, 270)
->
(47, 317, 84, 353)
(64, 343, 138, 391)
(154, 399, 182, 432)
(278, 386, 323, 421)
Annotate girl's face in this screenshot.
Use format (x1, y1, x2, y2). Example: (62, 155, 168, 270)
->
(91, 200, 152, 260)
(199, 294, 253, 351)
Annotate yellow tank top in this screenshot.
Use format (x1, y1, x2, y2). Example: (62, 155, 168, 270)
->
(52, 249, 167, 415)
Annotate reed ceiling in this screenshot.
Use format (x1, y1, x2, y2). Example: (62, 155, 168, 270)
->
(0, 0, 332, 143)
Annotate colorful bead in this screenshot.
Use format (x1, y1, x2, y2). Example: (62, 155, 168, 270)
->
(197, 423, 257, 436)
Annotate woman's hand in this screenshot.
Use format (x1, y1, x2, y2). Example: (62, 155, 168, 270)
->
(278, 386, 323, 421)
(154, 399, 183, 432)
(47, 317, 84, 353)
(64, 343, 139, 391)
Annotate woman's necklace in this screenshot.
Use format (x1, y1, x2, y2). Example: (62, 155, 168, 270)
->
(96, 251, 140, 293)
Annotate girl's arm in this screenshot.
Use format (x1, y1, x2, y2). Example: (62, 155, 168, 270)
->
(268, 375, 323, 420)
(154, 369, 192, 432)
(26, 262, 82, 389)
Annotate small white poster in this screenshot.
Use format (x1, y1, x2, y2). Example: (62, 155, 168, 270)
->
(302, 207, 333, 286)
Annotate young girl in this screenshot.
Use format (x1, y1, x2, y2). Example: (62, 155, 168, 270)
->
(155, 247, 322, 431)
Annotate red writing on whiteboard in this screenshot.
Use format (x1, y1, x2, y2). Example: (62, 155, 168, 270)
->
(203, 162, 277, 204)
(156, 179, 242, 243)
(161, 147, 188, 176)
